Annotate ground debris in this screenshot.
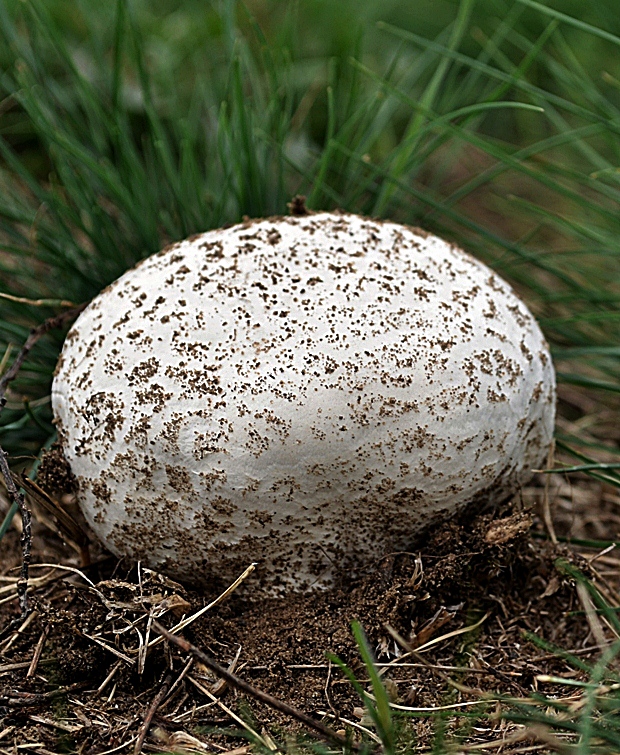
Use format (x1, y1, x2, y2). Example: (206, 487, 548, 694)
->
(0, 482, 610, 753)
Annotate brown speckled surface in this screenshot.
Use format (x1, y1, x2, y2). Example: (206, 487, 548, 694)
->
(52, 213, 555, 592)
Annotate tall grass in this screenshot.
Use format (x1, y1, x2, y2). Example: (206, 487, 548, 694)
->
(1, 0, 620, 477)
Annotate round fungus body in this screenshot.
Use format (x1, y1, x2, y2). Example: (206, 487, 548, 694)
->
(52, 212, 555, 593)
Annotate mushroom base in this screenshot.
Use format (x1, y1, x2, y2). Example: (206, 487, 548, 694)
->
(66, 460, 529, 594)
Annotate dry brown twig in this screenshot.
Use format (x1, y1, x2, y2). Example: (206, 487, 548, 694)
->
(147, 562, 255, 649)
(17, 475, 90, 561)
(134, 670, 173, 755)
(152, 620, 366, 752)
(186, 674, 276, 751)
(0, 304, 87, 634)
(26, 623, 49, 677)
(0, 293, 78, 308)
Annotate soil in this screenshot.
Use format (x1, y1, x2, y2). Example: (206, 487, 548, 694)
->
(0, 442, 617, 754)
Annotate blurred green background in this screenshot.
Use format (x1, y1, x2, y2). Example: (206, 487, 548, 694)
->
(5, 0, 620, 179)
(1, 0, 620, 467)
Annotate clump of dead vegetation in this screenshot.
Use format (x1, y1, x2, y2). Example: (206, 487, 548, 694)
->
(0, 466, 617, 755)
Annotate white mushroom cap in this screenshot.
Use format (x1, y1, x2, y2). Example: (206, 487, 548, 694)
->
(52, 212, 555, 592)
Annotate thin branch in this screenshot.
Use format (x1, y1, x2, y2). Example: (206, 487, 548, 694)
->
(0, 304, 87, 631)
(134, 671, 173, 755)
(0, 304, 87, 397)
(0, 449, 32, 619)
(152, 621, 365, 751)
(26, 624, 49, 677)
(0, 292, 78, 308)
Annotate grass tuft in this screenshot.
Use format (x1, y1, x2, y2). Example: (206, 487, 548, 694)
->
(0, 0, 620, 464)
(2, 1, 620, 751)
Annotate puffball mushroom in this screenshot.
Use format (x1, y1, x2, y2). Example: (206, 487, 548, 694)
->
(52, 212, 555, 592)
